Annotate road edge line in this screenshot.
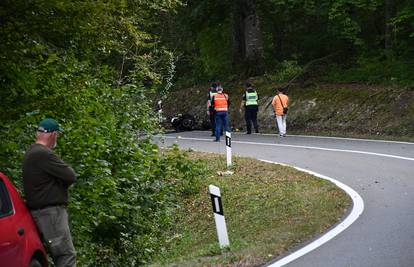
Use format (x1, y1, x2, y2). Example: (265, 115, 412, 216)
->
(163, 136, 414, 161)
(190, 130, 414, 145)
(260, 159, 365, 267)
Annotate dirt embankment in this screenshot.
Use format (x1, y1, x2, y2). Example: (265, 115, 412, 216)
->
(162, 81, 414, 140)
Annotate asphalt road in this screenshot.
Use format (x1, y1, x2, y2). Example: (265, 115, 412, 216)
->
(158, 130, 414, 267)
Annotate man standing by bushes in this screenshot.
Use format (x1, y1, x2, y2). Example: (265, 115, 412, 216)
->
(240, 83, 259, 134)
(23, 118, 77, 267)
(272, 88, 289, 137)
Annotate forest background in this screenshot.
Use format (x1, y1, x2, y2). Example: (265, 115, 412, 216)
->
(0, 0, 413, 265)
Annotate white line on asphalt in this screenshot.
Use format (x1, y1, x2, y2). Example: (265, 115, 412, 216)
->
(261, 160, 364, 267)
(267, 134, 414, 145)
(190, 130, 414, 145)
(160, 135, 365, 266)
(162, 136, 414, 161)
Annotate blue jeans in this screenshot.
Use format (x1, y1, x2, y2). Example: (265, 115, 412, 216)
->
(215, 111, 230, 140)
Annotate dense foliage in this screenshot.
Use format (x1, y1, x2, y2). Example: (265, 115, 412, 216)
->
(161, 0, 414, 86)
(1, 0, 412, 264)
(0, 0, 207, 265)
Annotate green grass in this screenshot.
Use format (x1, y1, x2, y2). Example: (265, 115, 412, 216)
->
(149, 152, 350, 266)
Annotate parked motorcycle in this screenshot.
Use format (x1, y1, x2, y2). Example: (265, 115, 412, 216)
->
(170, 114, 196, 132)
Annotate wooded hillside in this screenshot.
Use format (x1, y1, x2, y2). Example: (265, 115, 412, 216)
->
(0, 0, 413, 265)
(161, 0, 414, 86)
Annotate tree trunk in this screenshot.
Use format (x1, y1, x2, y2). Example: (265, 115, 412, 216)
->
(272, 20, 284, 60)
(384, 0, 394, 54)
(232, 0, 264, 76)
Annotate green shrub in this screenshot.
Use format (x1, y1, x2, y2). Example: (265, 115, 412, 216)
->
(69, 141, 205, 266)
(323, 55, 414, 86)
(266, 60, 303, 82)
(0, 59, 206, 266)
(0, 1, 205, 265)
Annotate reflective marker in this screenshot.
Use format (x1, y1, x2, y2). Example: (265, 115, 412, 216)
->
(226, 131, 232, 167)
(209, 185, 230, 248)
(214, 197, 221, 213)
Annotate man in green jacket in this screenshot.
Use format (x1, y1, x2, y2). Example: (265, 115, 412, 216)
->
(23, 118, 77, 267)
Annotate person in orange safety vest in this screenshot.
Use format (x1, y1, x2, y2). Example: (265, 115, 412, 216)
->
(211, 85, 230, 141)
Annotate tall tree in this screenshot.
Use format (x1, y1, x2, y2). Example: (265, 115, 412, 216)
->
(385, 0, 395, 53)
(232, 0, 265, 76)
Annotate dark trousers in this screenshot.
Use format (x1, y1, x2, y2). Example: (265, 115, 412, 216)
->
(31, 206, 76, 267)
(215, 111, 230, 140)
(245, 105, 259, 133)
(209, 108, 216, 134)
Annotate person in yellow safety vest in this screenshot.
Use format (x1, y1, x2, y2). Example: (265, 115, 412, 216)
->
(271, 87, 289, 137)
(206, 83, 218, 136)
(211, 85, 230, 141)
(239, 83, 259, 134)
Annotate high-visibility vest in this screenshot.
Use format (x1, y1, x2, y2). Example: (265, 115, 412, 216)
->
(214, 93, 228, 112)
(245, 91, 258, 106)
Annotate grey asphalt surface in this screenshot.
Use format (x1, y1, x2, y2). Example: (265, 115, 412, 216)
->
(157, 131, 414, 267)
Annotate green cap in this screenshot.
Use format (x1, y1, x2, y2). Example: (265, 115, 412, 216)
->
(37, 118, 64, 133)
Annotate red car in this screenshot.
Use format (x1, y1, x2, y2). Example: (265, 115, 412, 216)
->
(0, 172, 48, 267)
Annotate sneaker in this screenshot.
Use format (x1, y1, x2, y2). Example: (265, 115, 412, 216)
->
(246, 132, 251, 134)
(214, 139, 220, 142)
(279, 134, 284, 137)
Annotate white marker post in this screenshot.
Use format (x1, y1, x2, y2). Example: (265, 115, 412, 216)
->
(209, 185, 230, 248)
(225, 131, 232, 167)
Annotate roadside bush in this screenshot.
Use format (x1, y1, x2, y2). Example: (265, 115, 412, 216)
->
(0, 1, 205, 265)
(323, 55, 414, 86)
(0, 59, 206, 266)
(69, 140, 205, 266)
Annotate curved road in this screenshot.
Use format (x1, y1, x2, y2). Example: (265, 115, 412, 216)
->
(159, 131, 414, 267)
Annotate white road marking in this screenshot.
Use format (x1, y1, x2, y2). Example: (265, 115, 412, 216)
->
(259, 134, 414, 145)
(261, 160, 364, 267)
(161, 135, 365, 266)
(190, 130, 414, 145)
(162, 136, 414, 162)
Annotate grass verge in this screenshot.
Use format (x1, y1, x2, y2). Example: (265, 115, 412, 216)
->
(150, 151, 351, 266)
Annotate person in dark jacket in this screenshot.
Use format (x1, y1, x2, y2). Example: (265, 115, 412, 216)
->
(23, 118, 77, 267)
(240, 83, 259, 134)
(207, 83, 218, 136)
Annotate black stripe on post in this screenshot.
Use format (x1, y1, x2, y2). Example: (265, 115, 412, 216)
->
(226, 135, 231, 147)
(210, 194, 224, 215)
